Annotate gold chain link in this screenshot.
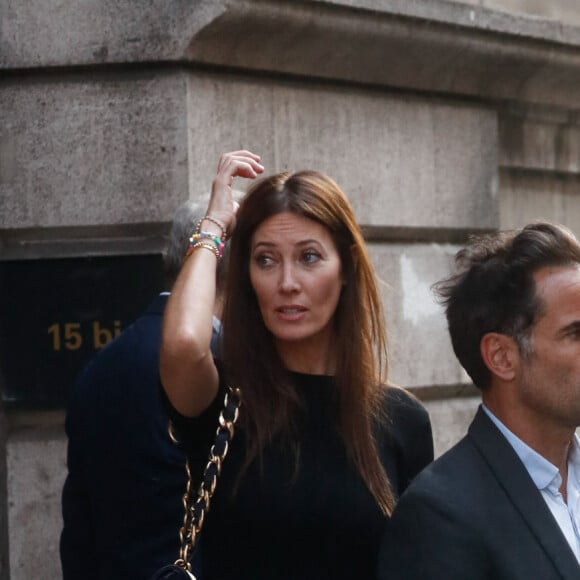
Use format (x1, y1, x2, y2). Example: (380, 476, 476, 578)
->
(169, 387, 241, 572)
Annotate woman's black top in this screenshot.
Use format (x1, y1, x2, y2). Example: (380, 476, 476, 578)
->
(167, 371, 433, 580)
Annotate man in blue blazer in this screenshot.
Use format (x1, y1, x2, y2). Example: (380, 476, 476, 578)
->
(60, 201, 226, 579)
(378, 222, 580, 579)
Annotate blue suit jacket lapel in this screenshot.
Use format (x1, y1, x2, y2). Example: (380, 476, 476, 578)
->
(468, 407, 580, 580)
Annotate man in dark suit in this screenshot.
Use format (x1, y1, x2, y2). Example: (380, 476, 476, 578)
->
(60, 201, 227, 580)
(378, 222, 580, 579)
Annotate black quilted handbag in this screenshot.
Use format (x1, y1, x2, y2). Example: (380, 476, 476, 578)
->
(150, 564, 197, 580)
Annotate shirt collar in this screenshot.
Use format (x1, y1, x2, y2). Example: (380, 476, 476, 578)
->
(212, 316, 222, 334)
(481, 404, 561, 491)
(568, 435, 580, 487)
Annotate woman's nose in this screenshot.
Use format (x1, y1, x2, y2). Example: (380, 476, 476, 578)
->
(279, 264, 300, 293)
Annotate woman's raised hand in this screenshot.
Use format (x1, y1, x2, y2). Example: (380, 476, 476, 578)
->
(207, 150, 264, 234)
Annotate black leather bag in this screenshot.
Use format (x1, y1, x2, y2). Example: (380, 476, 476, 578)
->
(149, 564, 197, 580)
(148, 387, 241, 580)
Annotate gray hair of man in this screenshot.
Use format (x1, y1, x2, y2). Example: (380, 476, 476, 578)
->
(163, 199, 205, 289)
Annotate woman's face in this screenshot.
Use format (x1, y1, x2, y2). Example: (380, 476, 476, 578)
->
(249, 211, 344, 372)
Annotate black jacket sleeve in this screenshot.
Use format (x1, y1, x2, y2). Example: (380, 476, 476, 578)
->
(380, 386, 434, 497)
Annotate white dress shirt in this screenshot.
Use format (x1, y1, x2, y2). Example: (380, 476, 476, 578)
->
(482, 404, 580, 564)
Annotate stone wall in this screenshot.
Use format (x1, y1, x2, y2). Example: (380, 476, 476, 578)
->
(453, 0, 580, 27)
(2, 0, 580, 578)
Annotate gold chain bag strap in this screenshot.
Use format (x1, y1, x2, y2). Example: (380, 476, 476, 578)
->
(150, 386, 242, 580)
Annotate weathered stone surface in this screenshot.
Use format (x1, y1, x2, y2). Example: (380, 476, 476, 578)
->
(0, 72, 189, 230)
(499, 170, 580, 235)
(187, 74, 498, 232)
(315, 0, 580, 40)
(6, 426, 66, 580)
(368, 242, 470, 389)
(499, 105, 580, 174)
(5, 1, 580, 109)
(452, 0, 580, 28)
(499, 103, 580, 236)
(0, 71, 497, 236)
(424, 396, 480, 457)
(0, 403, 7, 580)
(0, 0, 226, 68)
(184, 1, 580, 109)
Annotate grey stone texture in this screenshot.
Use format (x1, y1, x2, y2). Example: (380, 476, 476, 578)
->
(424, 396, 480, 457)
(369, 242, 469, 389)
(499, 104, 580, 175)
(0, 71, 497, 234)
(186, 75, 498, 232)
(5, 0, 580, 109)
(500, 170, 580, 231)
(0, 404, 8, 580)
(6, 425, 66, 580)
(499, 104, 580, 232)
(453, 0, 580, 27)
(3, 0, 580, 578)
(0, 0, 226, 67)
(183, 0, 580, 109)
(0, 72, 190, 230)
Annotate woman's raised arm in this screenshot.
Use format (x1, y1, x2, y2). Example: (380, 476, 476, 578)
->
(159, 150, 264, 416)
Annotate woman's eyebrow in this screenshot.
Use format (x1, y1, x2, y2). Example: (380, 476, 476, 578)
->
(252, 240, 276, 248)
(253, 239, 322, 248)
(296, 239, 322, 246)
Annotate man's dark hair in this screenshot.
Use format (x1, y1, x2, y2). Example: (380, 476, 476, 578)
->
(434, 222, 580, 389)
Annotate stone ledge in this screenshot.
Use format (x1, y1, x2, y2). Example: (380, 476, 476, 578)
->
(310, 0, 580, 46)
(0, 224, 170, 260)
(499, 104, 580, 174)
(185, 0, 580, 109)
(499, 168, 580, 232)
(4, 1, 580, 108)
(0, 0, 227, 69)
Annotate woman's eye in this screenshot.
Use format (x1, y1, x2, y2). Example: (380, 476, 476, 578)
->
(255, 254, 274, 267)
(302, 250, 321, 264)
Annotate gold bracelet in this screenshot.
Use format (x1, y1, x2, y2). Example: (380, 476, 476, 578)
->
(197, 215, 228, 240)
(184, 241, 221, 261)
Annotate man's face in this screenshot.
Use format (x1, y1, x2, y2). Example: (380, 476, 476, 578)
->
(518, 264, 580, 431)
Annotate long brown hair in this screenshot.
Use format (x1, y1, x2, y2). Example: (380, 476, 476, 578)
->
(222, 170, 394, 515)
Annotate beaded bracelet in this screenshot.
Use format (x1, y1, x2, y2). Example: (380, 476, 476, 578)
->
(184, 231, 224, 260)
(197, 215, 228, 240)
(185, 241, 221, 260)
(191, 231, 225, 253)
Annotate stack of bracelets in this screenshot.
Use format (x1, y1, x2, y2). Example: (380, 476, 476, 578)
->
(184, 215, 227, 260)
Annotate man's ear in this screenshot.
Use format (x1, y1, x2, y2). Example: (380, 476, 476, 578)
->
(480, 332, 519, 382)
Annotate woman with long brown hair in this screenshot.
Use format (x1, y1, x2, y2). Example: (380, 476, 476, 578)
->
(160, 150, 433, 579)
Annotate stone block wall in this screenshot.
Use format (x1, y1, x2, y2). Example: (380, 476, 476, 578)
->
(454, 0, 580, 27)
(2, 1, 580, 578)
(1, 72, 189, 230)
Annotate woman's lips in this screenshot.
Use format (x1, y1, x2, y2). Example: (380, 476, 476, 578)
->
(275, 306, 307, 321)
